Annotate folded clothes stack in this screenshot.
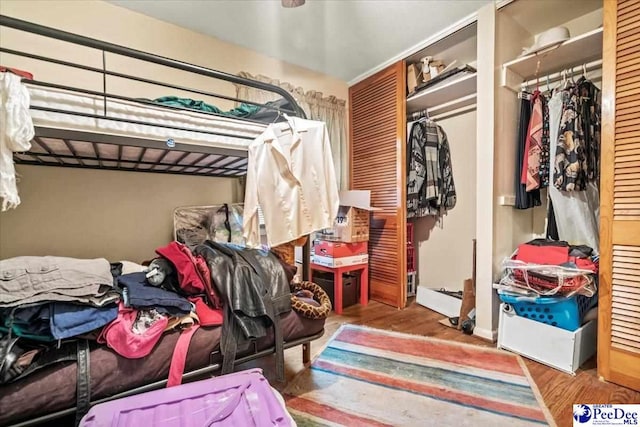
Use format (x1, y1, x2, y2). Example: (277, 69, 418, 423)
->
(0, 256, 118, 308)
(0, 257, 119, 342)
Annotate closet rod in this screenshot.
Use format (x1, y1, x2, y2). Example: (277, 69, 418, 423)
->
(407, 93, 477, 122)
(407, 103, 477, 122)
(430, 103, 477, 121)
(519, 59, 603, 90)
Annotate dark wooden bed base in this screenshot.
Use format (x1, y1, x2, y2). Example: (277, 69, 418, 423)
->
(8, 330, 324, 427)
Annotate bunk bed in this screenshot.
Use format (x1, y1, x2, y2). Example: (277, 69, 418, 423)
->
(0, 15, 320, 427)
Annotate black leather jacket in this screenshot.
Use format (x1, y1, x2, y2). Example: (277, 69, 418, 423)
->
(194, 241, 291, 380)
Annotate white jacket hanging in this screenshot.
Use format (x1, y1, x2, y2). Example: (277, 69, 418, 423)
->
(0, 72, 34, 211)
(243, 116, 340, 248)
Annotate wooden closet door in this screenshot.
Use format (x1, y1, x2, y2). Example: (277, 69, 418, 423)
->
(598, 0, 640, 391)
(349, 62, 407, 309)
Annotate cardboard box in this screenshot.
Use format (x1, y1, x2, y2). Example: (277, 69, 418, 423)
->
(429, 60, 445, 79)
(407, 63, 423, 94)
(314, 241, 368, 258)
(420, 56, 446, 82)
(498, 303, 597, 374)
(312, 254, 369, 268)
(319, 190, 380, 243)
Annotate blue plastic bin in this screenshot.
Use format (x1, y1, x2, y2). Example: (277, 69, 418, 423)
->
(498, 293, 598, 331)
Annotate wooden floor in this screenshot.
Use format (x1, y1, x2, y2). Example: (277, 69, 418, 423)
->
(247, 299, 640, 427)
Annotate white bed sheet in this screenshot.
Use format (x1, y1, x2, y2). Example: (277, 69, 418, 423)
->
(27, 85, 268, 151)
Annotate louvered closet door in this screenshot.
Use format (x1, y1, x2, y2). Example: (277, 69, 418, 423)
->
(349, 62, 406, 308)
(599, 0, 640, 391)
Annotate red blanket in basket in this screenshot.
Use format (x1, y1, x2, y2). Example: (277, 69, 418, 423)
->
(511, 269, 591, 292)
(511, 243, 597, 292)
(516, 243, 569, 265)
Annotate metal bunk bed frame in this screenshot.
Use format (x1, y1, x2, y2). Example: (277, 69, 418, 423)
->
(0, 14, 307, 177)
(0, 16, 318, 426)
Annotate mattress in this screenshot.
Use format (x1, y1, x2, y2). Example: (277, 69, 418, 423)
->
(0, 310, 324, 426)
(27, 86, 268, 151)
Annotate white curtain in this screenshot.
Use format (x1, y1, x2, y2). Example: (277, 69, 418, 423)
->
(235, 72, 347, 189)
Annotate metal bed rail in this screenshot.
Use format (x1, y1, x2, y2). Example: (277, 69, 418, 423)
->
(0, 15, 309, 177)
(0, 15, 307, 120)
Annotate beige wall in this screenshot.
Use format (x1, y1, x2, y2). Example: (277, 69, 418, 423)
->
(0, 165, 239, 261)
(0, 0, 348, 105)
(0, 0, 348, 261)
(414, 111, 477, 292)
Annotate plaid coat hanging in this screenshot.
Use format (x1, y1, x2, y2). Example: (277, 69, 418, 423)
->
(407, 120, 456, 218)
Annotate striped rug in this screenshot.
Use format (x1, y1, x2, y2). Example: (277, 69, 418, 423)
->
(284, 324, 555, 427)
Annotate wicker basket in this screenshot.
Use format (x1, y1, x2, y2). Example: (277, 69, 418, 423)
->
(270, 243, 294, 265)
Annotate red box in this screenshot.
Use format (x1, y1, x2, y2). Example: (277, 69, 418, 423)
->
(407, 245, 416, 272)
(407, 222, 414, 245)
(314, 241, 368, 258)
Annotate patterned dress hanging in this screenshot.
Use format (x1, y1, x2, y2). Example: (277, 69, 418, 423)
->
(554, 84, 584, 191)
(553, 78, 601, 191)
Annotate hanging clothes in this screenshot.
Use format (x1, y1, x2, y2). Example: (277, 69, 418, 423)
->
(406, 119, 456, 218)
(0, 72, 34, 211)
(547, 85, 600, 253)
(407, 119, 427, 218)
(539, 94, 551, 188)
(578, 77, 601, 183)
(243, 115, 340, 248)
(546, 197, 559, 241)
(522, 90, 544, 191)
(515, 93, 541, 209)
(553, 77, 601, 191)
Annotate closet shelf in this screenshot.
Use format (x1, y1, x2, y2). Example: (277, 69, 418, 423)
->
(501, 27, 603, 92)
(406, 72, 477, 116)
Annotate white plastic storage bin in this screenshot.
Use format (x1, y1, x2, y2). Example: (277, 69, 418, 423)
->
(497, 303, 597, 375)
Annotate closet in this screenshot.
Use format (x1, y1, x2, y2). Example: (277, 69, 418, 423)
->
(347, 8, 497, 330)
(494, 0, 604, 257)
(349, 22, 478, 310)
(348, 2, 640, 376)
(493, 0, 639, 389)
(405, 23, 478, 312)
(472, 0, 605, 340)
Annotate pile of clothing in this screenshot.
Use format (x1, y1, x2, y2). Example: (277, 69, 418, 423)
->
(0, 237, 325, 396)
(497, 238, 598, 298)
(0, 237, 335, 426)
(0, 241, 224, 388)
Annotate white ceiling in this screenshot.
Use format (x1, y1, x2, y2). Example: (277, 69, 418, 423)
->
(108, 0, 490, 83)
